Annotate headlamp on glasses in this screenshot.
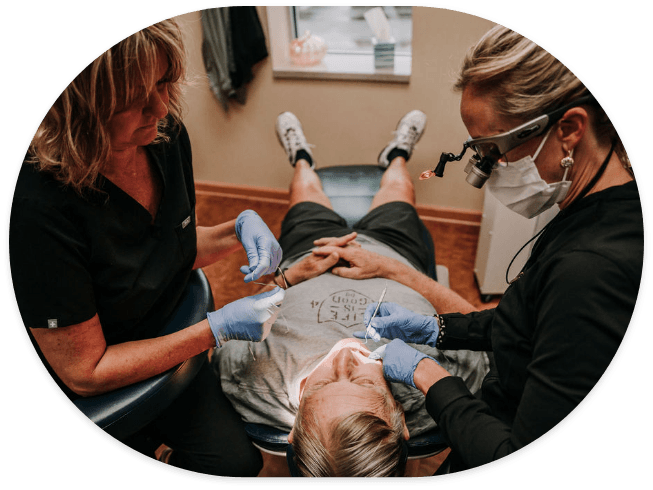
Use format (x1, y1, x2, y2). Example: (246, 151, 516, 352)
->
(424, 95, 597, 188)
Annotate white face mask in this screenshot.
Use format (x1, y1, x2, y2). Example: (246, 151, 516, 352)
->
(487, 129, 572, 219)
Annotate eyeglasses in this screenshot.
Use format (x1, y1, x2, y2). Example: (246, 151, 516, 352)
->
(464, 94, 597, 160)
(426, 94, 598, 187)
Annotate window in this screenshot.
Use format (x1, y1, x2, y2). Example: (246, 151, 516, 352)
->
(266, 6, 412, 83)
(293, 6, 412, 56)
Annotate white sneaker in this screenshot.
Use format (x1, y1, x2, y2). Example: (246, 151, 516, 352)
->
(377, 110, 427, 168)
(275, 112, 314, 168)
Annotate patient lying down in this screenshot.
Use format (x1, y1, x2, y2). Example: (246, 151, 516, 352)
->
(212, 235, 489, 476)
(291, 338, 409, 476)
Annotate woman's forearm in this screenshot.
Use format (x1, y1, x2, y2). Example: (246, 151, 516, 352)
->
(80, 320, 216, 396)
(193, 220, 241, 269)
(32, 314, 217, 397)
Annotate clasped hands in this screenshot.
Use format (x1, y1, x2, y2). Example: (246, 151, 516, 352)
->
(286, 232, 362, 284)
(207, 231, 370, 348)
(233, 212, 375, 284)
(208, 224, 369, 348)
(311, 234, 387, 280)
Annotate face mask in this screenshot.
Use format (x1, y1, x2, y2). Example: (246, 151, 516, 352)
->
(487, 129, 572, 219)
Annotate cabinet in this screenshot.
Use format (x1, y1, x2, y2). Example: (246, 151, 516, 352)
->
(474, 188, 558, 299)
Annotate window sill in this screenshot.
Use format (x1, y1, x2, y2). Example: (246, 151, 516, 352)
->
(272, 52, 411, 83)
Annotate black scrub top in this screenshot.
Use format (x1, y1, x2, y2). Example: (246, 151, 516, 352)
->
(425, 181, 643, 469)
(10, 124, 198, 393)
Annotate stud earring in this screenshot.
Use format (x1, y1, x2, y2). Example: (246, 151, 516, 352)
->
(560, 148, 574, 168)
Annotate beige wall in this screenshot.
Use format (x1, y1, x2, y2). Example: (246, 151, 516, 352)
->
(175, 7, 494, 211)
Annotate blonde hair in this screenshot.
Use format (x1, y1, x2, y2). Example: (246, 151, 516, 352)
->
(291, 393, 407, 477)
(29, 18, 186, 195)
(455, 25, 628, 164)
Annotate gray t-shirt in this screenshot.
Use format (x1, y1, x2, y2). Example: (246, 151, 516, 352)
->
(214, 235, 489, 436)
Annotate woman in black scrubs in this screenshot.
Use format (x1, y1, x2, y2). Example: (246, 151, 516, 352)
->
(9, 19, 283, 476)
(314, 25, 643, 472)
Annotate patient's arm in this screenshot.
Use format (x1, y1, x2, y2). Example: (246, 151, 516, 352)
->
(274, 232, 359, 287)
(313, 245, 477, 315)
(277, 250, 341, 287)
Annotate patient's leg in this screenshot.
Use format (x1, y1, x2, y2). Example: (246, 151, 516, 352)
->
(276, 111, 333, 209)
(370, 110, 426, 210)
(369, 156, 415, 209)
(289, 159, 333, 209)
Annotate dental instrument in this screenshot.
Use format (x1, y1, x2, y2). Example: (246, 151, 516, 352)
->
(365, 284, 387, 343)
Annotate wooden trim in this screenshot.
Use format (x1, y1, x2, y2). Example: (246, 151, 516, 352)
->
(195, 180, 290, 204)
(415, 203, 482, 227)
(194, 180, 481, 226)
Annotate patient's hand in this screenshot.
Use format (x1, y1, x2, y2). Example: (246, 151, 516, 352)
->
(312, 245, 388, 280)
(312, 232, 360, 248)
(285, 249, 342, 285)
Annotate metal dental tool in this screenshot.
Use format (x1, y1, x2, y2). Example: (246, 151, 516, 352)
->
(365, 283, 387, 344)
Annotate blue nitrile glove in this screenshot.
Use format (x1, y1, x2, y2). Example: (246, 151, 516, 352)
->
(235, 210, 283, 283)
(368, 339, 438, 389)
(353, 302, 439, 346)
(207, 287, 285, 346)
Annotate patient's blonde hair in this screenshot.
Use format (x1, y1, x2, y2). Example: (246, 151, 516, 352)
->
(291, 393, 407, 477)
(455, 25, 628, 165)
(29, 18, 186, 195)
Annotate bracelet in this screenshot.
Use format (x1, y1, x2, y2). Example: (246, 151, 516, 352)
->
(276, 267, 292, 289)
(434, 313, 446, 349)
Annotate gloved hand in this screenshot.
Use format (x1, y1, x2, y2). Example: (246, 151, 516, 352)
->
(353, 302, 439, 346)
(235, 210, 283, 282)
(369, 339, 438, 389)
(207, 287, 285, 346)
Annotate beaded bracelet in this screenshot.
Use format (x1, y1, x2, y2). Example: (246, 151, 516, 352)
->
(434, 313, 446, 349)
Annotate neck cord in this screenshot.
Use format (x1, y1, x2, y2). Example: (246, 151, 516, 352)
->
(505, 139, 617, 284)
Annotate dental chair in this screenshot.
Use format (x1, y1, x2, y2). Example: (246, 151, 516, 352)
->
(245, 164, 450, 467)
(73, 268, 214, 451)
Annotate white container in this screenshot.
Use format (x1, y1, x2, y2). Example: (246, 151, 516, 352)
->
(474, 188, 558, 299)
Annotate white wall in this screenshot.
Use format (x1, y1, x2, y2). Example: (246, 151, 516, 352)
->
(175, 7, 495, 211)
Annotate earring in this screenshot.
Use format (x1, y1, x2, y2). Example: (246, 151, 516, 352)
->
(560, 148, 574, 168)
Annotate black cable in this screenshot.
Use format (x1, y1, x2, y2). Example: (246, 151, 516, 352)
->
(505, 224, 548, 284)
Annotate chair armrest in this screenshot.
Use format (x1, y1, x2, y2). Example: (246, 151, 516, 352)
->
(73, 269, 214, 441)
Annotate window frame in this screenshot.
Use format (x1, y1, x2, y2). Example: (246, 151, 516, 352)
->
(265, 6, 411, 83)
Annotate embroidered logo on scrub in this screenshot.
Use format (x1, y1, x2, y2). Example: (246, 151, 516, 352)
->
(315, 289, 373, 328)
(47, 319, 58, 329)
(181, 216, 191, 229)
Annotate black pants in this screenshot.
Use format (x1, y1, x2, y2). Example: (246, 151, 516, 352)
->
(124, 359, 262, 477)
